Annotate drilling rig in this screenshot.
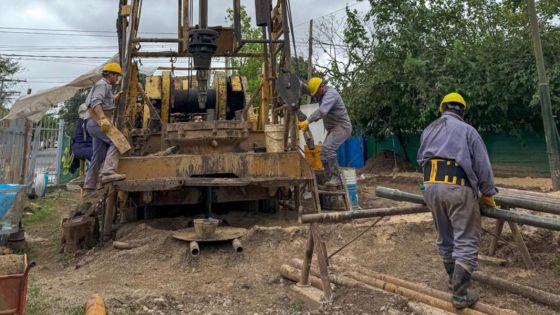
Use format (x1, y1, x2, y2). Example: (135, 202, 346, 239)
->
(106, 0, 320, 227)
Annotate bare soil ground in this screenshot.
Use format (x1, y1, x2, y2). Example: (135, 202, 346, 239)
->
(20, 175, 560, 315)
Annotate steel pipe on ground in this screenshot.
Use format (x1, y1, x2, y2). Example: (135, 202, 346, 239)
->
(289, 258, 518, 315)
(232, 239, 243, 253)
(300, 205, 428, 224)
(189, 241, 200, 257)
(281, 262, 487, 315)
(375, 187, 560, 231)
(472, 271, 560, 307)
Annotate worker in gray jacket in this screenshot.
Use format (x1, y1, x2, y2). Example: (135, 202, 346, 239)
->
(83, 63, 125, 198)
(417, 92, 497, 309)
(299, 77, 352, 186)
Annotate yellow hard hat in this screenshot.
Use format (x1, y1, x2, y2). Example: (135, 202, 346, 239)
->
(102, 62, 122, 75)
(308, 77, 323, 96)
(439, 92, 467, 113)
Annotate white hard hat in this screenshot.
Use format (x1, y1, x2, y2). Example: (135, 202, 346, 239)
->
(78, 103, 88, 119)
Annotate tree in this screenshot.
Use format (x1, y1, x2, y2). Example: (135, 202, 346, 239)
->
(321, 0, 560, 138)
(0, 56, 21, 109)
(225, 6, 263, 98)
(57, 89, 89, 135)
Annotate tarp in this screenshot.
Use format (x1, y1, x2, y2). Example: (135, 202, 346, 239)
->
(1, 55, 119, 122)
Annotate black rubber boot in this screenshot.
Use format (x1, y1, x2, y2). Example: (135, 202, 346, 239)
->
(443, 261, 454, 291)
(452, 263, 479, 309)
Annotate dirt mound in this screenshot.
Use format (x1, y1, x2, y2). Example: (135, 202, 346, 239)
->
(361, 151, 416, 174)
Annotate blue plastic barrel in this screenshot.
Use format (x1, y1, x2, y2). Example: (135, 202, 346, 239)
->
(336, 143, 347, 167)
(344, 136, 365, 168)
(0, 184, 20, 220)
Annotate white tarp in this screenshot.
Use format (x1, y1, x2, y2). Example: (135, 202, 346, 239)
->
(298, 103, 327, 150)
(1, 55, 119, 122)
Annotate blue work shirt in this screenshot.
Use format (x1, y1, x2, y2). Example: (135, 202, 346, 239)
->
(307, 86, 352, 132)
(417, 112, 497, 196)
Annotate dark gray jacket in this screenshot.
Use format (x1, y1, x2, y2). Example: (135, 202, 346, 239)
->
(417, 112, 497, 196)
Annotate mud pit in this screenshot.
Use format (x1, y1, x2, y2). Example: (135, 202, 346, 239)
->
(23, 176, 560, 314)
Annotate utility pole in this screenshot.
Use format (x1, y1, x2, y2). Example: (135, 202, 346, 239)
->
(307, 19, 313, 104)
(527, 0, 560, 190)
(0, 78, 26, 106)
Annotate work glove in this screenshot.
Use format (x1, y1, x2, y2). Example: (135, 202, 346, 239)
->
(480, 195, 497, 208)
(97, 117, 112, 134)
(298, 120, 309, 131)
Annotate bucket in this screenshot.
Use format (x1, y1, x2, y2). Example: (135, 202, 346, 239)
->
(264, 124, 285, 153)
(193, 218, 219, 239)
(0, 185, 19, 220)
(304, 145, 323, 170)
(319, 195, 347, 211)
(342, 168, 359, 208)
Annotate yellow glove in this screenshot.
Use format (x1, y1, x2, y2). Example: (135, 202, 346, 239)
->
(298, 120, 309, 131)
(480, 195, 497, 208)
(97, 117, 112, 134)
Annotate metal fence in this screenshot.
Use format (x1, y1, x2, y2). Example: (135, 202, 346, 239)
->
(0, 113, 29, 184)
(0, 109, 66, 189)
(26, 117, 65, 187)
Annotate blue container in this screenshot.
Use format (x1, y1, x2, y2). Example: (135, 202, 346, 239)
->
(0, 184, 20, 220)
(337, 143, 347, 167)
(344, 136, 365, 168)
(347, 183, 359, 207)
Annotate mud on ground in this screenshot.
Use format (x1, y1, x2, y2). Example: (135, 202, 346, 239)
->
(22, 176, 560, 314)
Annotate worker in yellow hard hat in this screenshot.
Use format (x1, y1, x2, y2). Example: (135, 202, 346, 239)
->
(298, 77, 352, 187)
(83, 62, 125, 198)
(417, 92, 497, 309)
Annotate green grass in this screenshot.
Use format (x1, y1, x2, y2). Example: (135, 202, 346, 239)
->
(22, 201, 55, 226)
(25, 286, 85, 315)
(25, 286, 51, 315)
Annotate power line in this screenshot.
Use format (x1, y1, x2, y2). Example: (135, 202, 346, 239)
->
(293, 2, 361, 28)
(0, 26, 175, 35)
(2, 54, 110, 59)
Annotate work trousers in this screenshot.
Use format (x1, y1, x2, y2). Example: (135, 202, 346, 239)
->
(321, 125, 352, 162)
(83, 119, 119, 190)
(422, 183, 481, 271)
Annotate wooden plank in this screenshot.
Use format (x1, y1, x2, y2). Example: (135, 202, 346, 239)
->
(106, 124, 132, 154)
(508, 221, 535, 269)
(311, 223, 332, 300)
(488, 219, 504, 256)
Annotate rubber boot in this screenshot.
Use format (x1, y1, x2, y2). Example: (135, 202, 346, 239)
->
(100, 172, 126, 184)
(443, 261, 454, 291)
(452, 263, 479, 309)
(324, 159, 341, 187)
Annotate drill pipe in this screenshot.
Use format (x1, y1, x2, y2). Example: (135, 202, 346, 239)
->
(375, 187, 560, 231)
(232, 239, 243, 253)
(300, 205, 428, 224)
(281, 262, 486, 315)
(289, 258, 518, 315)
(189, 241, 200, 257)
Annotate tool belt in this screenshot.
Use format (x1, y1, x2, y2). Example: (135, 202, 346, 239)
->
(423, 159, 471, 187)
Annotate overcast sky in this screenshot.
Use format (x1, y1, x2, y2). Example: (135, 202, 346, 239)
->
(0, 0, 368, 106)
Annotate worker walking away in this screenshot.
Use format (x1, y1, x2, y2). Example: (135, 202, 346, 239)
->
(417, 92, 497, 309)
(299, 77, 352, 187)
(83, 62, 126, 198)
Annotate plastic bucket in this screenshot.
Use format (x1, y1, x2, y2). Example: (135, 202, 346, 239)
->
(264, 124, 285, 153)
(319, 195, 347, 211)
(342, 168, 359, 208)
(304, 145, 323, 170)
(0, 185, 19, 220)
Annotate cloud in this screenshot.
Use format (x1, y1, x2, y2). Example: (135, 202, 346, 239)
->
(0, 0, 366, 105)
